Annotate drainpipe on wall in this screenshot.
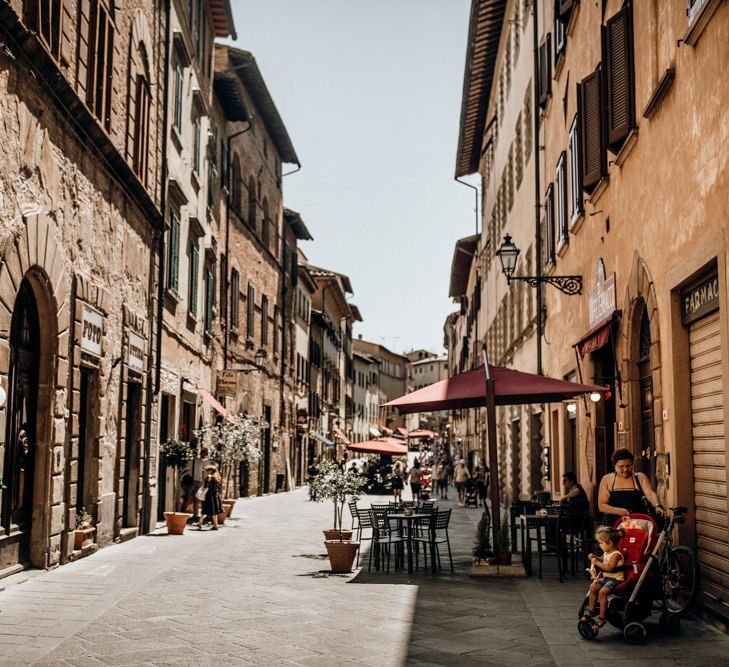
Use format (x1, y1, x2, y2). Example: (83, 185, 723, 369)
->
(532, 0, 543, 376)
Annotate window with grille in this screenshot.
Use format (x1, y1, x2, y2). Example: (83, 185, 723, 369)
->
(188, 240, 199, 315)
(87, 0, 114, 131)
(230, 268, 239, 328)
(555, 152, 568, 248)
(167, 210, 181, 292)
(545, 184, 555, 265)
(133, 75, 150, 186)
(568, 117, 583, 223)
(246, 283, 255, 340)
(27, 0, 63, 60)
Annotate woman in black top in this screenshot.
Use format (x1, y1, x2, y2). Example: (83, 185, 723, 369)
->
(197, 465, 223, 530)
(598, 448, 663, 526)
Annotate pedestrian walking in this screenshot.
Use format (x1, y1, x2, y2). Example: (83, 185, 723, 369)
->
(454, 460, 470, 507)
(307, 460, 319, 501)
(391, 460, 405, 504)
(475, 466, 488, 507)
(409, 460, 423, 501)
(197, 464, 223, 530)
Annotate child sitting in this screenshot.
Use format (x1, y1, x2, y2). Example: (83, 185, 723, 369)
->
(582, 526, 625, 630)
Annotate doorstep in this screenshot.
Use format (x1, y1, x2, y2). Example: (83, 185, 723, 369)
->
(118, 527, 139, 543)
(67, 542, 99, 562)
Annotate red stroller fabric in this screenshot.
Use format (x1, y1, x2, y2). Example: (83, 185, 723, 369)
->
(612, 514, 658, 593)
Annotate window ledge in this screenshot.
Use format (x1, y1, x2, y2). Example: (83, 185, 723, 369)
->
(569, 212, 585, 235)
(566, 2, 580, 36)
(643, 69, 675, 120)
(587, 177, 609, 206)
(554, 52, 566, 79)
(556, 239, 569, 257)
(165, 288, 181, 305)
(171, 125, 183, 153)
(191, 170, 201, 193)
(685, 0, 723, 46)
(545, 260, 556, 275)
(186, 312, 198, 332)
(613, 128, 639, 168)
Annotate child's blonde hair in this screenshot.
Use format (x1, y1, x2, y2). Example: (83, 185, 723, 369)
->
(595, 526, 622, 547)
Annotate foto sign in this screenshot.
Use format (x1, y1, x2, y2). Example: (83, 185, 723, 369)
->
(128, 332, 145, 372)
(81, 304, 103, 358)
(588, 260, 616, 329)
(217, 370, 238, 396)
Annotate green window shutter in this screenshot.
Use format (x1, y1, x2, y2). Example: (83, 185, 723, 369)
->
(168, 213, 180, 292)
(188, 242, 199, 315)
(205, 268, 214, 332)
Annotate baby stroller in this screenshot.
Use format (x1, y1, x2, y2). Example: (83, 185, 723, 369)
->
(464, 477, 479, 507)
(577, 507, 698, 643)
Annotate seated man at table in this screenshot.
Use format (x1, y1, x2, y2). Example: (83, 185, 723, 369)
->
(558, 472, 589, 513)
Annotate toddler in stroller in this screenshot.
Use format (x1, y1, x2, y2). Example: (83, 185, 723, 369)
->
(464, 476, 479, 507)
(578, 508, 696, 643)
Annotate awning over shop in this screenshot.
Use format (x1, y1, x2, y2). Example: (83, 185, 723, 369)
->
(396, 427, 409, 438)
(333, 426, 351, 445)
(186, 379, 233, 422)
(575, 319, 612, 358)
(408, 429, 438, 439)
(310, 431, 334, 447)
(347, 437, 408, 456)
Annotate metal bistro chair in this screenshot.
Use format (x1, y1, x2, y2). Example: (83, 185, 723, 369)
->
(369, 509, 404, 574)
(510, 500, 540, 553)
(354, 507, 374, 568)
(413, 509, 454, 573)
(348, 499, 359, 531)
(537, 506, 584, 582)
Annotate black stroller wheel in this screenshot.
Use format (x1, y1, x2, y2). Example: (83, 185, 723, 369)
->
(663, 545, 699, 616)
(578, 619, 597, 640)
(623, 622, 647, 644)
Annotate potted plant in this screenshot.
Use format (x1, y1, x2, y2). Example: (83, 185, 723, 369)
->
(74, 507, 96, 550)
(309, 460, 367, 572)
(160, 439, 194, 535)
(196, 413, 262, 522)
(472, 509, 493, 564)
(495, 514, 512, 565)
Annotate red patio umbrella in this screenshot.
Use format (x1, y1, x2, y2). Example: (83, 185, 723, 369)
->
(383, 359, 603, 565)
(383, 364, 601, 413)
(407, 429, 438, 439)
(347, 437, 408, 456)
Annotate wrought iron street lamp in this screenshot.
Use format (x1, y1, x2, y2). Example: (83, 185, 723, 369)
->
(496, 234, 583, 295)
(236, 348, 267, 374)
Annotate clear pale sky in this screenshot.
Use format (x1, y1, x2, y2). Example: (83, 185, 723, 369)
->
(227, 1, 478, 355)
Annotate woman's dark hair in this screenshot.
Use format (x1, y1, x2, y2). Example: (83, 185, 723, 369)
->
(563, 471, 577, 483)
(611, 448, 634, 465)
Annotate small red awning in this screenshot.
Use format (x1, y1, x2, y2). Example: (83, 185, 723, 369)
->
(188, 380, 233, 422)
(397, 427, 409, 437)
(333, 426, 351, 445)
(407, 429, 438, 439)
(348, 437, 408, 456)
(575, 321, 611, 358)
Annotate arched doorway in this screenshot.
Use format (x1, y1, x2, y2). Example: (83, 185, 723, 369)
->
(3, 280, 40, 564)
(637, 306, 656, 484)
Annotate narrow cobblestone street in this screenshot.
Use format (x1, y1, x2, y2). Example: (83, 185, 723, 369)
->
(0, 489, 721, 665)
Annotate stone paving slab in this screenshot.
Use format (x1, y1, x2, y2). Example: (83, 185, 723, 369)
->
(0, 488, 720, 665)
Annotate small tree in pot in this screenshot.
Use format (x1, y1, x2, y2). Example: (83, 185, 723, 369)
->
(160, 439, 194, 535)
(195, 413, 262, 503)
(309, 460, 367, 572)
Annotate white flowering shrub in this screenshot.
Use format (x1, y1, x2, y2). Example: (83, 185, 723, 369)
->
(309, 460, 367, 539)
(195, 414, 262, 498)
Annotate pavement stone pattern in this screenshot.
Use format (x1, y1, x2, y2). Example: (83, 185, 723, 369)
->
(0, 487, 721, 665)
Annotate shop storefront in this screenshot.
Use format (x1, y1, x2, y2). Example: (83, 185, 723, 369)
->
(680, 267, 729, 606)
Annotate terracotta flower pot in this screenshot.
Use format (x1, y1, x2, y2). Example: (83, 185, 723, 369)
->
(74, 527, 96, 550)
(222, 500, 236, 517)
(324, 540, 360, 573)
(217, 511, 226, 525)
(323, 529, 353, 541)
(164, 512, 191, 535)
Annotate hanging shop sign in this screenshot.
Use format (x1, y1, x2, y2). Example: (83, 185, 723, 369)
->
(128, 332, 145, 372)
(81, 304, 103, 358)
(216, 370, 238, 396)
(588, 260, 616, 329)
(681, 271, 719, 325)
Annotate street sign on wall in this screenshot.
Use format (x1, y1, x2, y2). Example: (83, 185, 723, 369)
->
(81, 304, 103, 358)
(588, 260, 616, 329)
(217, 370, 238, 396)
(128, 332, 145, 372)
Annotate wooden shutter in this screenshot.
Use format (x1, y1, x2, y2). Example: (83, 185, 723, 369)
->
(559, 0, 576, 21)
(538, 35, 552, 108)
(605, 2, 635, 150)
(545, 184, 555, 264)
(168, 214, 180, 292)
(579, 66, 606, 192)
(188, 242, 199, 315)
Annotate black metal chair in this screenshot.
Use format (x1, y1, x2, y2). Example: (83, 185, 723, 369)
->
(348, 499, 359, 531)
(510, 500, 540, 553)
(369, 509, 404, 574)
(412, 509, 454, 573)
(354, 507, 373, 568)
(537, 506, 585, 582)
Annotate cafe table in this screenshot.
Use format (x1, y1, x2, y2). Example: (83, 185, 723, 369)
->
(518, 513, 559, 577)
(388, 512, 433, 574)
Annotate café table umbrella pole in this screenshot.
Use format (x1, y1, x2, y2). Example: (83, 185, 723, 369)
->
(482, 346, 501, 564)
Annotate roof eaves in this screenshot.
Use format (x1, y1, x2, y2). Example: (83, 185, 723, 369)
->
(284, 207, 314, 241)
(455, 0, 507, 177)
(449, 234, 480, 298)
(209, 0, 236, 39)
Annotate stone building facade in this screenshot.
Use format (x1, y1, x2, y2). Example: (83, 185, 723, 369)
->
(537, 0, 729, 618)
(0, 0, 167, 572)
